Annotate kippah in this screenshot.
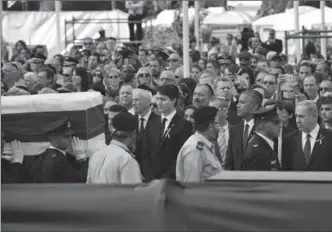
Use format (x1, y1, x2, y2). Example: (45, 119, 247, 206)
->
(112, 112, 137, 132)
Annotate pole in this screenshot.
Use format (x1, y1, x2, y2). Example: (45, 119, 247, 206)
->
(294, 1, 301, 63)
(320, 1, 327, 59)
(55, 1, 62, 53)
(194, 0, 200, 51)
(182, 1, 190, 78)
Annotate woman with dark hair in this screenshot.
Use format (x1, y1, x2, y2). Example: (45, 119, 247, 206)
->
(184, 105, 197, 132)
(198, 58, 207, 70)
(178, 82, 194, 108)
(19, 48, 31, 62)
(72, 67, 91, 92)
(15, 40, 28, 54)
(276, 100, 297, 133)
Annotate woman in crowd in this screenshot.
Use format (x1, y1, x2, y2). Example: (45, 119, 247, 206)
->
(72, 67, 91, 92)
(135, 67, 153, 87)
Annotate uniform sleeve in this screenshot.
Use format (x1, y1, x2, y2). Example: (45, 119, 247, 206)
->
(224, 129, 234, 170)
(180, 148, 204, 182)
(119, 157, 142, 184)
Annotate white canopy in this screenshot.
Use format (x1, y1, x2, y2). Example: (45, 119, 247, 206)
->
(2, 10, 129, 57)
(274, 7, 332, 31)
(252, 6, 317, 29)
(150, 7, 196, 27)
(203, 10, 254, 26)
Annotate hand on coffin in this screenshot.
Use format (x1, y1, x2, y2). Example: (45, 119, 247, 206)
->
(11, 140, 24, 164)
(71, 137, 87, 161)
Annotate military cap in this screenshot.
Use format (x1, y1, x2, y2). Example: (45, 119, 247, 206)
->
(227, 63, 240, 75)
(31, 53, 46, 63)
(42, 118, 74, 136)
(112, 112, 138, 132)
(63, 57, 79, 67)
(217, 54, 233, 64)
(122, 42, 138, 55)
(238, 51, 251, 61)
(137, 84, 156, 95)
(252, 105, 279, 123)
(193, 106, 218, 125)
(154, 49, 169, 61)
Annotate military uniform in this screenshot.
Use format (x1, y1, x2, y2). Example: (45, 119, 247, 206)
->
(176, 106, 223, 182)
(87, 112, 142, 184)
(31, 119, 88, 183)
(240, 106, 281, 171)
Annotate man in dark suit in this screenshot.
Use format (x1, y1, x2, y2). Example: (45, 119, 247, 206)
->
(263, 29, 283, 53)
(240, 106, 281, 171)
(31, 118, 88, 183)
(141, 84, 193, 181)
(132, 85, 157, 165)
(224, 89, 262, 170)
(283, 100, 332, 171)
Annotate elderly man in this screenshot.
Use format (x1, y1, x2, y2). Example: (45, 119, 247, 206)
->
(303, 75, 320, 103)
(283, 100, 332, 171)
(319, 80, 332, 97)
(87, 112, 142, 184)
(2, 62, 23, 89)
(315, 61, 331, 80)
(176, 106, 222, 182)
(167, 53, 181, 72)
(159, 70, 176, 85)
(119, 83, 134, 114)
(192, 84, 214, 109)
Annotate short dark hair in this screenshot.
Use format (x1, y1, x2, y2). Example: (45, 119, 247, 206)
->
(156, 84, 179, 101)
(38, 67, 55, 81)
(90, 52, 100, 63)
(241, 89, 263, 108)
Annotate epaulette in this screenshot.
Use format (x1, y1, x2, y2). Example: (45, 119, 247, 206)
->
(196, 141, 204, 151)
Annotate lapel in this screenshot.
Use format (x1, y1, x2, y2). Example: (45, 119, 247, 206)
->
(238, 120, 245, 153)
(309, 128, 326, 165)
(159, 113, 180, 149)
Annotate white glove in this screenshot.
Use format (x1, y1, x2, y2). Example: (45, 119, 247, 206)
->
(71, 137, 87, 161)
(11, 140, 24, 164)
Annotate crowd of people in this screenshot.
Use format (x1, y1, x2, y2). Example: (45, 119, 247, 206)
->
(1, 26, 332, 184)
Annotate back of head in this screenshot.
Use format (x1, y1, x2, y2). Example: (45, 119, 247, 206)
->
(241, 89, 263, 109)
(193, 106, 218, 133)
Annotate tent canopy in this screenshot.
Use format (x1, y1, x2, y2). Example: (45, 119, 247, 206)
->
(203, 10, 254, 26)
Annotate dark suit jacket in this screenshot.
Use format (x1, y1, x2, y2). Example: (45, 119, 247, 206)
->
(135, 111, 158, 165)
(31, 148, 88, 183)
(141, 112, 193, 181)
(263, 39, 283, 53)
(227, 98, 242, 125)
(240, 134, 279, 171)
(224, 120, 256, 170)
(282, 128, 332, 171)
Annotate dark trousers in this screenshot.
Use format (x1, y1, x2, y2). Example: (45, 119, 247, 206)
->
(128, 14, 143, 42)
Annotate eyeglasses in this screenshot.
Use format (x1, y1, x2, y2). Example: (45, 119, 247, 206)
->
(94, 74, 103, 78)
(63, 74, 71, 78)
(108, 76, 119, 79)
(263, 81, 275, 85)
(320, 88, 331, 92)
(84, 42, 93, 45)
(138, 73, 151, 78)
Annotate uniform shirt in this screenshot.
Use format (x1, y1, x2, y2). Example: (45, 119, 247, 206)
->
(176, 132, 223, 182)
(87, 140, 142, 184)
(49, 146, 66, 156)
(301, 124, 320, 154)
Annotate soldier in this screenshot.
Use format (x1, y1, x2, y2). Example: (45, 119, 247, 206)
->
(176, 106, 223, 182)
(240, 105, 282, 171)
(87, 112, 142, 184)
(31, 118, 88, 183)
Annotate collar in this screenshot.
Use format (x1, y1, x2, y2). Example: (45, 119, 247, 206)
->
(139, 109, 152, 121)
(195, 132, 214, 150)
(110, 140, 132, 155)
(128, 108, 135, 115)
(161, 110, 177, 123)
(48, 146, 66, 156)
(219, 123, 228, 133)
(302, 124, 320, 140)
(312, 94, 319, 103)
(256, 132, 274, 150)
(244, 119, 254, 128)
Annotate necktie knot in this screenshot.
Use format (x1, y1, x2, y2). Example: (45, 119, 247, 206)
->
(306, 134, 311, 139)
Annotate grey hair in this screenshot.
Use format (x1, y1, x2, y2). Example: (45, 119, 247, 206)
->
(132, 88, 152, 103)
(296, 100, 318, 117)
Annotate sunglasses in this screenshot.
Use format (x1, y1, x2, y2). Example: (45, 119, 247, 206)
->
(108, 76, 119, 79)
(94, 74, 103, 78)
(320, 88, 331, 92)
(263, 81, 275, 85)
(63, 74, 71, 78)
(150, 103, 157, 108)
(138, 73, 151, 78)
(168, 59, 179, 62)
(84, 42, 93, 45)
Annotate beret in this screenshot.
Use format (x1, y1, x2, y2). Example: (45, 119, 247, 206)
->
(193, 106, 218, 124)
(31, 53, 47, 62)
(238, 51, 251, 61)
(112, 112, 137, 132)
(42, 118, 74, 136)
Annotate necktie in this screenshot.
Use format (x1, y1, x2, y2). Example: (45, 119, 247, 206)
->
(303, 134, 311, 164)
(161, 118, 167, 137)
(139, 118, 145, 134)
(243, 123, 250, 149)
(218, 128, 228, 162)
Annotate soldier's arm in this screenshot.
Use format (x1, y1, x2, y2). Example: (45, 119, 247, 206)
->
(120, 158, 143, 184)
(224, 130, 234, 170)
(53, 155, 88, 183)
(181, 147, 204, 182)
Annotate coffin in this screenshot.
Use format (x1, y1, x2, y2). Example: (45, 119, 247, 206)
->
(1, 92, 106, 157)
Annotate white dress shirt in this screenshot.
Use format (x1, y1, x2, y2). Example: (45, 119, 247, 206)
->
(161, 109, 177, 133)
(256, 133, 274, 150)
(138, 110, 152, 130)
(49, 146, 66, 156)
(128, 108, 135, 115)
(244, 119, 255, 136)
(301, 124, 320, 154)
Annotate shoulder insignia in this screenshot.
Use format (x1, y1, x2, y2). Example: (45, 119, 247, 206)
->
(271, 160, 276, 165)
(67, 120, 71, 129)
(196, 141, 204, 151)
(253, 144, 259, 148)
